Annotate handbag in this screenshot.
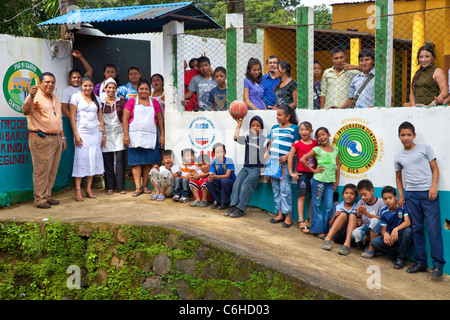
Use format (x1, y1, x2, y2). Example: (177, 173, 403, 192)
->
(263, 156, 284, 180)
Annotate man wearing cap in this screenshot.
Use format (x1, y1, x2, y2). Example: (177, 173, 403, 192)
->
(22, 72, 67, 208)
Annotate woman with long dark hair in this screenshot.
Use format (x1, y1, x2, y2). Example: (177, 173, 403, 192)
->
(273, 61, 298, 109)
(244, 57, 265, 110)
(69, 76, 106, 201)
(410, 45, 448, 107)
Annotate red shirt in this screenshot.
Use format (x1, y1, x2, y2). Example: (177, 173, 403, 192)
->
(185, 69, 200, 111)
(293, 139, 319, 172)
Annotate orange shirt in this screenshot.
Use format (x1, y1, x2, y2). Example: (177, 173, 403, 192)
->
(25, 89, 62, 134)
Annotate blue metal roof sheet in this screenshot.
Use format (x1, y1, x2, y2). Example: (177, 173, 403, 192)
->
(38, 2, 222, 34)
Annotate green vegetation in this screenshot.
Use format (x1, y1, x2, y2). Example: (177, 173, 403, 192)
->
(0, 220, 343, 300)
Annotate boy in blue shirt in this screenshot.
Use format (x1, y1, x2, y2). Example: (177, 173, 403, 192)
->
(209, 67, 227, 111)
(206, 143, 236, 210)
(371, 186, 413, 270)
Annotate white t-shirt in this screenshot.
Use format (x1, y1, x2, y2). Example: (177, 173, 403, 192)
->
(160, 164, 181, 175)
(356, 197, 384, 225)
(61, 85, 81, 104)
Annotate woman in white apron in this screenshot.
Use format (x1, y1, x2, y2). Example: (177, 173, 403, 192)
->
(123, 79, 165, 197)
(70, 76, 106, 201)
(102, 78, 126, 195)
(94, 63, 119, 101)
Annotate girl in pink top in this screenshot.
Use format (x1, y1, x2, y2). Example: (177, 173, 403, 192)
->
(287, 121, 318, 233)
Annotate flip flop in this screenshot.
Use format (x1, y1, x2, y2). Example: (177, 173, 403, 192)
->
(150, 194, 158, 201)
(142, 187, 152, 194)
(298, 220, 310, 234)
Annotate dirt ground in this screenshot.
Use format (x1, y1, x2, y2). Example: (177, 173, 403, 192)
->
(1, 187, 449, 300)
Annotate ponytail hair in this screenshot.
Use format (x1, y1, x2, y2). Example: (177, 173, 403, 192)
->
(81, 75, 100, 110)
(274, 61, 292, 92)
(278, 105, 298, 126)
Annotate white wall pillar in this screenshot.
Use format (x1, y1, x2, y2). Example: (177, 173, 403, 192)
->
(162, 20, 184, 112)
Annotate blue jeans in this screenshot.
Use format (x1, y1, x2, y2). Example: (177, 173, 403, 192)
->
(310, 178, 334, 234)
(405, 191, 445, 268)
(230, 166, 261, 212)
(206, 178, 235, 204)
(271, 162, 292, 215)
(174, 177, 190, 198)
(372, 227, 413, 262)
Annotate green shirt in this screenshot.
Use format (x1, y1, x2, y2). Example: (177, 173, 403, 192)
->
(320, 67, 360, 109)
(313, 146, 339, 183)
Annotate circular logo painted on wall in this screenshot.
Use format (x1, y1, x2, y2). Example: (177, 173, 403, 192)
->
(3, 61, 42, 113)
(332, 123, 379, 174)
(188, 116, 216, 151)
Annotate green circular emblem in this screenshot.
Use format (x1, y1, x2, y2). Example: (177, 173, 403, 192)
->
(3, 61, 42, 113)
(332, 123, 378, 174)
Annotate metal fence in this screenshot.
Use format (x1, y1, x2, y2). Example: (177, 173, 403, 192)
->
(174, 5, 450, 111)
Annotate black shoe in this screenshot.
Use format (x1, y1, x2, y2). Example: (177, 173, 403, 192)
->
(406, 263, 427, 274)
(432, 265, 443, 277)
(225, 206, 236, 216)
(230, 208, 245, 218)
(217, 203, 229, 210)
(394, 259, 406, 269)
(211, 201, 219, 209)
(270, 216, 285, 223)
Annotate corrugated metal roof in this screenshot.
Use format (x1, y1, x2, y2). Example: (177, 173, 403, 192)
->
(38, 2, 222, 35)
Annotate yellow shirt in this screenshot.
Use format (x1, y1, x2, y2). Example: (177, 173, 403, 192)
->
(320, 67, 360, 109)
(25, 89, 62, 134)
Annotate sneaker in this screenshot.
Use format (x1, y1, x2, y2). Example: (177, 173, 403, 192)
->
(190, 200, 200, 207)
(230, 208, 245, 218)
(196, 201, 209, 208)
(224, 206, 236, 216)
(361, 249, 374, 259)
(173, 195, 180, 202)
(338, 245, 351, 256)
(211, 201, 219, 209)
(179, 196, 189, 203)
(432, 265, 443, 277)
(217, 203, 229, 210)
(321, 240, 332, 251)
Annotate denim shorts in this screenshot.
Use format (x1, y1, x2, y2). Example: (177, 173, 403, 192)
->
(296, 171, 314, 196)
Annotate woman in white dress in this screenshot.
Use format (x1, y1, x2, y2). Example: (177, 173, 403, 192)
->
(69, 76, 106, 201)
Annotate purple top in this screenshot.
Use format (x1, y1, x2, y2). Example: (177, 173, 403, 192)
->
(244, 78, 265, 110)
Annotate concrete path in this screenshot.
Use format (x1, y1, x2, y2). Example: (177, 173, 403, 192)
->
(1, 188, 448, 300)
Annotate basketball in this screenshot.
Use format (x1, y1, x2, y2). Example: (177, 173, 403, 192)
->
(229, 100, 248, 120)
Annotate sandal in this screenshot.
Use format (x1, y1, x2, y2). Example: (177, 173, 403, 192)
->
(119, 190, 127, 194)
(75, 188, 84, 202)
(298, 220, 310, 234)
(106, 189, 114, 195)
(84, 188, 97, 198)
(142, 187, 152, 194)
(305, 218, 311, 228)
(156, 195, 166, 201)
(150, 194, 158, 201)
(132, 188, 143, 197)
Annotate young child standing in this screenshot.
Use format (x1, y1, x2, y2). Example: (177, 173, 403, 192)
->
(322, 184, 357, 255)
(226, 116, 267, 218)
(353, 179, 384, 259)
(300, 127, 340, 239)
(394, 121, 445, 277)
(287, 121, 318, 233)
(371, 186, 413, 270)
(207, 143, 236, 209)
(189, 153, 212, 208)
(209, 67, 227, 111)
(265, 105, 300, 228)
(174, 148, 200, 203)
(182, 56, 217, 111)
(149, 150, 180, 201)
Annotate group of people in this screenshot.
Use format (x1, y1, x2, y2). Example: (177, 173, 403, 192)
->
(181, 55, 298, 111)
(182, 44, 450, 112)
(23, 48, 445, 278)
